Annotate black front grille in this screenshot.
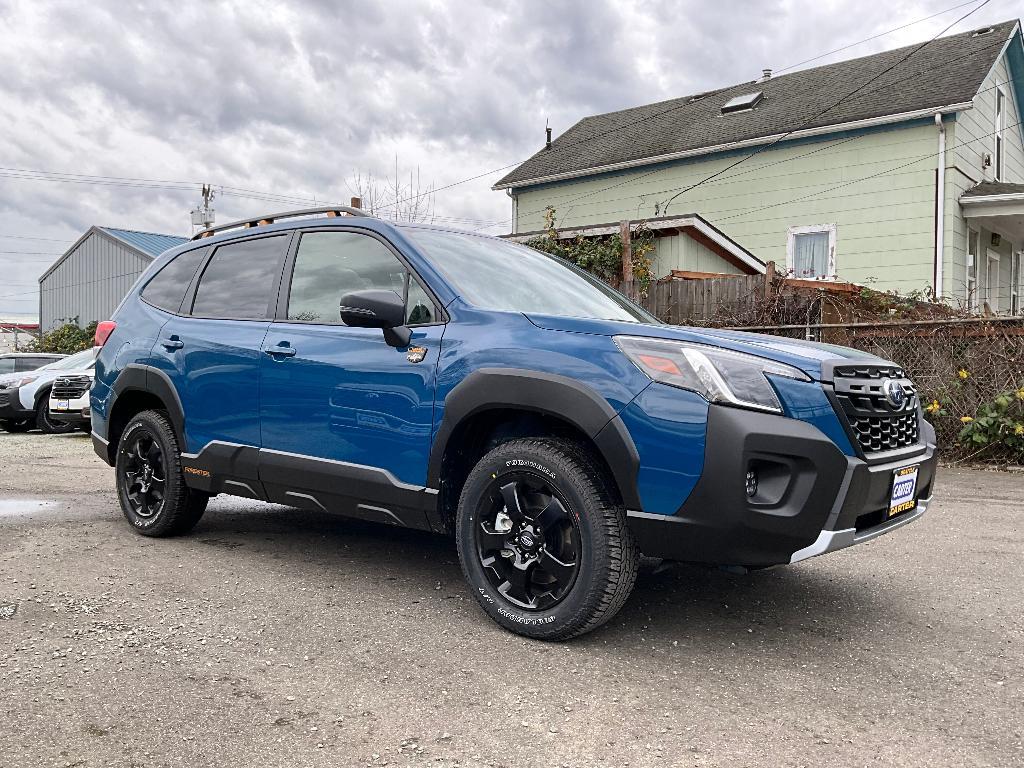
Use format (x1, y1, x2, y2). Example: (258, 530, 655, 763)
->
(0, 391, 9, 408)
(51, 375, 92, 400)
(831, 365, 921, 454)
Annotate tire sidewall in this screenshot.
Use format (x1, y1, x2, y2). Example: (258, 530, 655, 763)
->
(115, 416, 176, 532)
(36, 391, 72, 434)
(457, 444, 606, 636)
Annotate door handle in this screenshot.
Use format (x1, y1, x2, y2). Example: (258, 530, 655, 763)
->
(264, 345, 296, 358)
(160, 338, 184, 350)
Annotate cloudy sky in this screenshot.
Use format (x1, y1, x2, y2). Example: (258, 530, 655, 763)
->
(0, 0, 1014, 318)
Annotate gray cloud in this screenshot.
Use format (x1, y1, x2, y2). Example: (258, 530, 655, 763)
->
(0, 0, 1012, 316)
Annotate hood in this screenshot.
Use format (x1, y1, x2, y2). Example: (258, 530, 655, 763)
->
(524, 313, 890, 381)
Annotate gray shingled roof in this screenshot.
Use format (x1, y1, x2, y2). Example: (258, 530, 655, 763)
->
(961, 180, 1024, 197)
(495, 20, 1020, 190)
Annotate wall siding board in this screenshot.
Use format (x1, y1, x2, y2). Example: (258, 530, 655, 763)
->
(517, 123, 940, 289)
(39, 232, 151, 330)
(516, 49, 1024, 306)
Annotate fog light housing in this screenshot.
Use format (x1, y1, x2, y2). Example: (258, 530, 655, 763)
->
(745, 469, 758, 497)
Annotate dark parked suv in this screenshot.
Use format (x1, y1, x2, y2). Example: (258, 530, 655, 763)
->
(91, 207, 937, 639)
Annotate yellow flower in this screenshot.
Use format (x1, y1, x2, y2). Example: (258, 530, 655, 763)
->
(1017, 388, 1024, 401)
(957, 369, 970, 380)
(960, 416, 974, 423)
(1016, 425, 1024, 436)
(925, 400, 941, 414)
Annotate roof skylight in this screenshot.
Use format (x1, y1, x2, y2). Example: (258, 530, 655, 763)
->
(721, 91, 764, 114)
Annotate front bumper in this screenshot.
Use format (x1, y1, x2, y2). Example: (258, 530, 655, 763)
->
(626, 404, 936, 567)
(0, 385, 33, 420)
(50, 407, 91, 426)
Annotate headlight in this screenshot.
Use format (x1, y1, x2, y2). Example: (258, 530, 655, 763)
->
(615, 336, 809, 413)
(12, 375, 39, 388)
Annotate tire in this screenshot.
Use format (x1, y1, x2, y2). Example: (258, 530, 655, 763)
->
(36, 393, 74, 434)
(115, 409, 208, 537)
(0, 419, 33, 433)
(456, 437, 639, 641)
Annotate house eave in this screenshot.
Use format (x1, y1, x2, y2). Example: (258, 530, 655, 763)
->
(960, 193, 1024, 205)
(494, 101, 976, 192)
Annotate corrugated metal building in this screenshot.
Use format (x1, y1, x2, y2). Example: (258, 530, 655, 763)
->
(38, 227, 187, 330)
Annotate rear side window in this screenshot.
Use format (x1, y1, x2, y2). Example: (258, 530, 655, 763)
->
(141, 248, 208, 312)
(191, 236, 288, 320)
(286, 231, 436, 325)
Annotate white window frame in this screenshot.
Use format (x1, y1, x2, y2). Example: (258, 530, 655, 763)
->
(986, 247, 1001, 313)
(786, 224, 837, 281)
(994, 87, 1006, 181)
(966, 228, 980, 312)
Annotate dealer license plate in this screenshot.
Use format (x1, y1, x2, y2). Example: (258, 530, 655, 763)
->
(889, 465, 919, 517)
(54, 399, 70, 411)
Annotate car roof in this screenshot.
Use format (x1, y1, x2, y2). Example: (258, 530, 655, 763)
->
(0, 352, 65, 358)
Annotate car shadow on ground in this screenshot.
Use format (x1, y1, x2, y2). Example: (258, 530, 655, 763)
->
(187, 499, 904, 653)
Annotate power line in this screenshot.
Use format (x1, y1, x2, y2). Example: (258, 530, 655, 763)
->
(772, 0, 984, 74)
(654, 0, 991, 215)
(714, 116, 1023, 224)
(477, 16, 1007, 232)
(0, 234, 73, 243)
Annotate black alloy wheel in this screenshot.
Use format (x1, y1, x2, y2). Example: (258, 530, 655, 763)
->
(119, 429, 167, 520)
(476, 474, 581, 610)
(36, 395, 74, 434)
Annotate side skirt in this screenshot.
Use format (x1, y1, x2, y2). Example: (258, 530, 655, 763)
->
(181, 441, 441, 532)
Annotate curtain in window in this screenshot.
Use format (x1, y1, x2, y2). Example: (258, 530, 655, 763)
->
(793, 232, 830, 279)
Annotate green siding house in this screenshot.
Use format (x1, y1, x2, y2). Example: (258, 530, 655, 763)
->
(495, 20, 1024, 313)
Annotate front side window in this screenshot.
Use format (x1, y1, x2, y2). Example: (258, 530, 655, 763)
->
(191, 236, 288, 319)
(0, 358, 14, 373)
(787, 225, 836, 280)
(403, 228, 656, 323)
(141, 247, 207, 312)
(286, 231, 436, 325)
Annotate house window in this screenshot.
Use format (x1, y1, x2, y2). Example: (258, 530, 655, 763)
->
(787, 224, 837, 280)
(995, 88, 1006, 180)
(967, 229, 979, 311)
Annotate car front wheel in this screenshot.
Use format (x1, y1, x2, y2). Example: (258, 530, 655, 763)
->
(36, 394, 74, 434)
(115, 409, 208, 537)
(456, 437, 639, 641)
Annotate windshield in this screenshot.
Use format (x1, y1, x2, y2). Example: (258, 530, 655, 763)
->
(41, 348, 96, 371)
(404, 228, 657, 323)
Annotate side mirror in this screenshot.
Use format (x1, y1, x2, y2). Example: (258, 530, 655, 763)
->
(339, 289, 412, 347)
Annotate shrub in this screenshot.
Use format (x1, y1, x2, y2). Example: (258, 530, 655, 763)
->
(29, 319, 97, 354)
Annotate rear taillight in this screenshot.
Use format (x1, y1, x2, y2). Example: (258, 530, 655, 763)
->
(95, 320, 117, 347)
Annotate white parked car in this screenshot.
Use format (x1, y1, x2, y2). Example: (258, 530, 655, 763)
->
(49, 368, 96, 432)
(0, 348, 97, 434)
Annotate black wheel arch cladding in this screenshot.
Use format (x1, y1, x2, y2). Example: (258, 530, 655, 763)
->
(427, 368, 643, 510)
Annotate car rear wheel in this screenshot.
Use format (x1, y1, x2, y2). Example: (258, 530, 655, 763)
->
(35, 394, 74, 434)
(0, 418, 32, 433)
(456, 437, 639, 641)
(115, 409, 208, 537)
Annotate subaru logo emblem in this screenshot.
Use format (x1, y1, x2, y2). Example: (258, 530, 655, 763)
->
(885, 380, 905, 409)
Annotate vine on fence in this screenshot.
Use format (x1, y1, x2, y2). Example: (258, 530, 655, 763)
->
(526, 208, 656, 297)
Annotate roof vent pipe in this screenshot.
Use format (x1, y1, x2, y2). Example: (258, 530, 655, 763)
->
(760, 68, 772, 81)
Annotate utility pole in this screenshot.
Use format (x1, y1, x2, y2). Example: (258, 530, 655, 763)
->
(190, 184, 216, 234)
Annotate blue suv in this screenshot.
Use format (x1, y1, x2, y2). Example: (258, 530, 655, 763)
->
(91, 206, 937, 640)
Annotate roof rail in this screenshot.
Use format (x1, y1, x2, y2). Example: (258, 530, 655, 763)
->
(191, 205, 368, 240)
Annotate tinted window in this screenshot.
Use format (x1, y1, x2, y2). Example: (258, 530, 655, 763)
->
(141, 248, 207, 312)
(192, 236, 287, 319)
(405, 228, 655, 323)
(287, 231, 435, 325)
(15, 358, 40, 371)
(0, 358, 14, 373)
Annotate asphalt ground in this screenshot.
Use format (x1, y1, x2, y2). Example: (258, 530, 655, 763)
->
(0, 430, 1021, 767)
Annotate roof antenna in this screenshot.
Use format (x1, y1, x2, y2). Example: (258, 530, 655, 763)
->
(545, 119, 552, 149)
